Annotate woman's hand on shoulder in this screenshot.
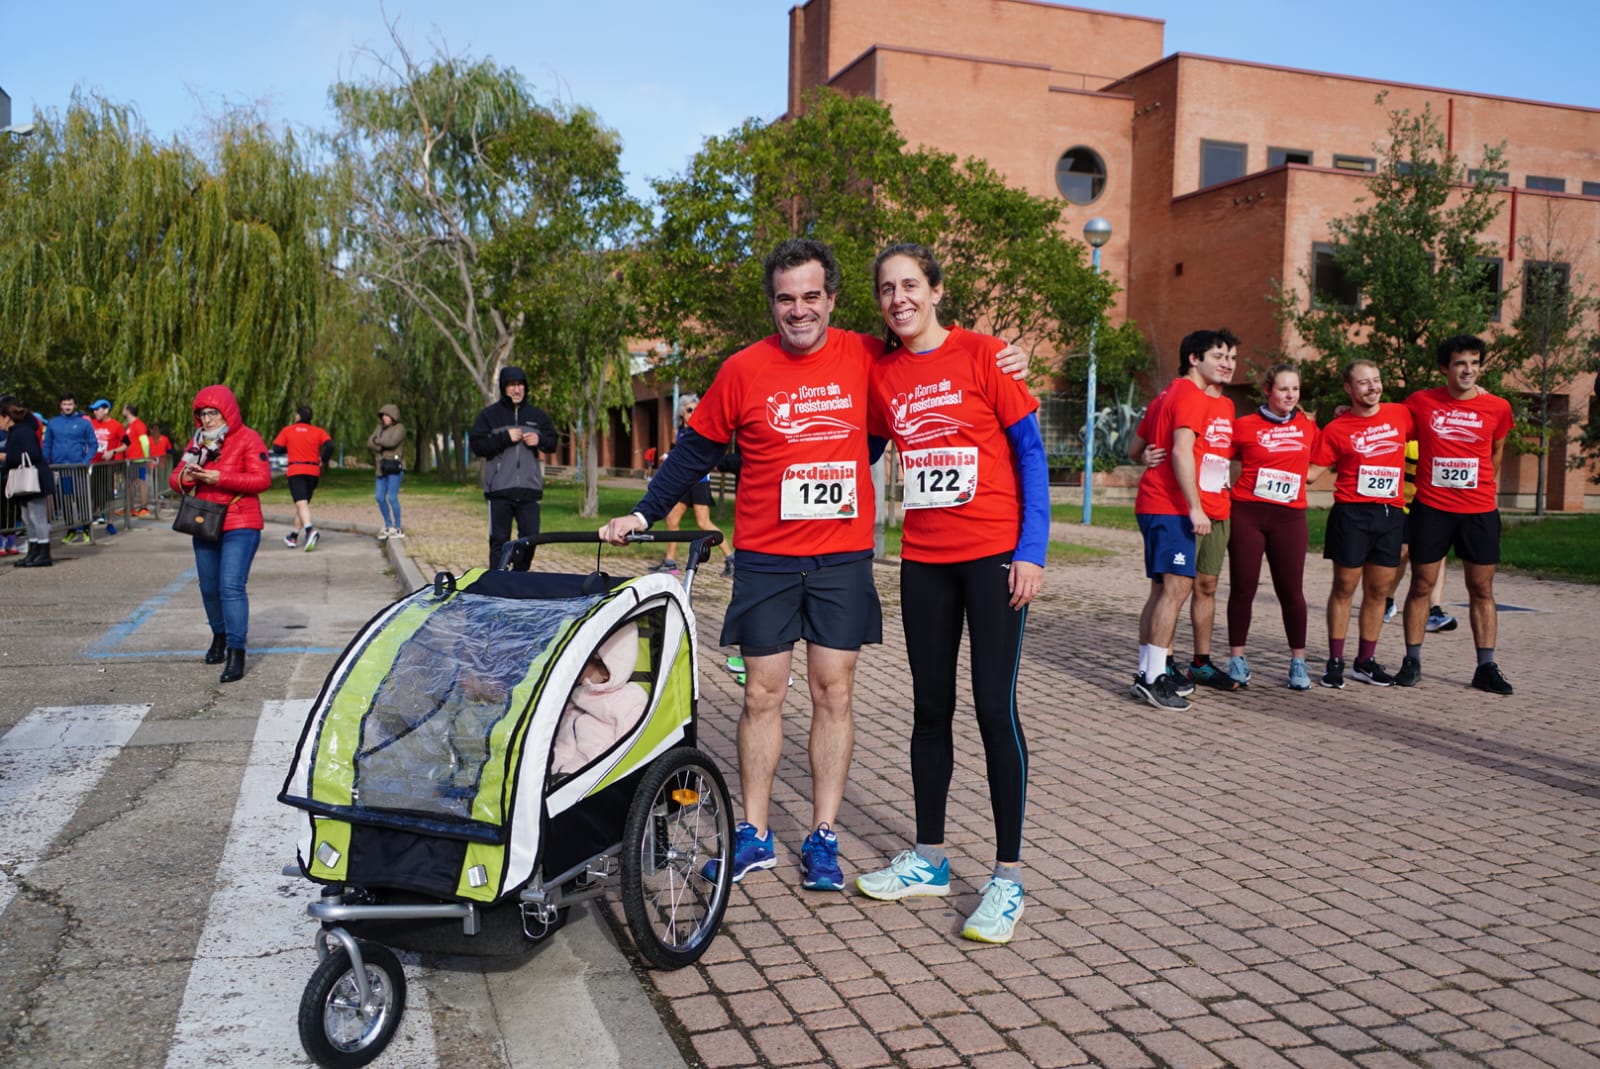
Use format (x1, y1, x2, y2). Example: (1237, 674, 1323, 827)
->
(994, 343, 1029, 381)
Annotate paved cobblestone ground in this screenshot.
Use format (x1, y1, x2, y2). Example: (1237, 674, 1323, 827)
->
(311, 500, 1599, 1068)
(627, 524, 1600, 1069)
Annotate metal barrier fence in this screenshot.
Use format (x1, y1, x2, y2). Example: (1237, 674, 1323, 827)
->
(0, 457, 175, 541)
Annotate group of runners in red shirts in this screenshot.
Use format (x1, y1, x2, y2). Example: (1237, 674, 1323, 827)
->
(1130, 332, 1514, 712)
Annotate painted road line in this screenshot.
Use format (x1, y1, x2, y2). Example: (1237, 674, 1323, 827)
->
(0, 705, 153, 917)
(164, 700, 438, 1069)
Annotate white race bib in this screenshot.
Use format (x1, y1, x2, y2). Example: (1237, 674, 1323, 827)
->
(1431, 456, 1479, 489)
(780, 462, 858, 520)
(1199, 452, 1231, 493)
(901, 447, 978, 510)
(1357, 465, 1401, 498)
(1253, 466, 1301, 504)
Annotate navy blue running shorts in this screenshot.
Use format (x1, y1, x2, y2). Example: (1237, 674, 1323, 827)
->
(1138, 513, 1197, 579)
(719, 556, 882, 656)
(1408, 500, 1500, 566)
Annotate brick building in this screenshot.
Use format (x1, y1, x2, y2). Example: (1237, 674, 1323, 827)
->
(784, 0, 1600, 509)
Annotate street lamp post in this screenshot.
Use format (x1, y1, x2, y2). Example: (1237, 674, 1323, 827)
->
(1081, 217, 1113, 524)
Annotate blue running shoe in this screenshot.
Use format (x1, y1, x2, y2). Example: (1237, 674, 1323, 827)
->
(701, 821, 776, 884)
(856, 849, 950, 900)
(961, 877, 1024, 944)
(800, 823, 844, 891)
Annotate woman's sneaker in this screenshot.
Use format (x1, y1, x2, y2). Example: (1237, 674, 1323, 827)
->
(961, 877, 1024, 944)
(389, 528, 404, 539)
(702, 821, 777, 884)
(377, 527, 391, 541)
(800, 823, 844, 891)
(1225, 655, 1252, 688)
(1287, 658, 1312, 691)
(856, 850, 951, 900)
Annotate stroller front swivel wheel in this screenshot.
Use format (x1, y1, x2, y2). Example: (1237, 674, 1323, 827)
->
(298, 939, 407, 1069)
(621, 746, 734, 969)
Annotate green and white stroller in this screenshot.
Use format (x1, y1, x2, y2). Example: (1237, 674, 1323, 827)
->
(280, 532, 732, 1069)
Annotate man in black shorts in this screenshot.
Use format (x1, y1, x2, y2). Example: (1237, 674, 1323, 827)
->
(1307, 360, 1412, 688)
(1397, 336, 1515, 693)
(272, 406, 333, 551)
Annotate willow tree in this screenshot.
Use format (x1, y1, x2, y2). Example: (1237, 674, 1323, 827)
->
(0, 94, 331, 430)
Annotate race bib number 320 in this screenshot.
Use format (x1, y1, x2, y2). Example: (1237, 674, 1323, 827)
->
(901, 447, 978, 510)
(780, 462, 858, 520)
(1431, 457, 1479, 489)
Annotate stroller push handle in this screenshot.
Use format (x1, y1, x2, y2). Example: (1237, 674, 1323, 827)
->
(497, 530, 723, 572)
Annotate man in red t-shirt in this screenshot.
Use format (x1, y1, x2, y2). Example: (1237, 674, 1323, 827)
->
(272, 405, 334, 551)
(1396, 335, 1515, 694)
(1308, 360, 1413, 689)
(123, 402, 152, 514)
(1127, 330, 1236, 712)
(601, 238, 1026, 892)
(88, 399, 126, 530)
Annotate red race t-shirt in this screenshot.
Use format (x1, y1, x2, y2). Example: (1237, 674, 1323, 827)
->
(1310, 403, 1413, 506)
(273, 422, 333, 478)
(91, 417, 125, 461)
(1134, 378, 1234, 519)
(689, 328, 878, 556)
(124, 418, 149, 460)
(1231, 410, 1319, 509)
(1404, 386, 1513, 514)
(866, 326, 1038, 564)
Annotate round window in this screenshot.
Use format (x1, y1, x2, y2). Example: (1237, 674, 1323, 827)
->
(1055, 147, 1106, 205)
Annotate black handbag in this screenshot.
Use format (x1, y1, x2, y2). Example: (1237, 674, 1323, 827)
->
(380, 457, 402, 476)
(173, 489, 240, 542)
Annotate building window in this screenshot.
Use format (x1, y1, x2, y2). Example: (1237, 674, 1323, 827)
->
(1396, 162, 1439, 178)
(1268, 147, 1312, 167)
(1473, 257, 1504, 323)
(1054, 147, 1107, 205)
(1312, 243, 1359, 310)
(1201, 140, 1247, 188)
(1583, 181, 1600, 197)
(1332, 154, 1376, 173)
(1470, 169, 1510, 187)
(1526, 175, 1566, 193)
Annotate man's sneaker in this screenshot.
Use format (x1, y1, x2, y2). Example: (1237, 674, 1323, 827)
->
(1471, 661, 1514, 695)
(1164, 662, 1195, 697)
(1383, 597, 1398, 624)
(961, 877, 1024, 944)
(1188, 662, 1240, 692)
(1426, 606, 1458, 633)
(1351, 657, 1395, 686)
(856, 849, 951, 900)
(1131, 672, 1192, 712)
(376, 527, 391, 541)
(725, 655, 745, 674)
(1320, 657, 1346, 689)
(701, 821, 777, 884)
(1287, 658, 1312, 691)
(1225, 655, 1252, 688)
(283, 531, 299, 549)
(722, 553, 736, 578)
(1394, 655, 1421, 687)
(800, 824, 844, 891)
(303, 527, 320, 551)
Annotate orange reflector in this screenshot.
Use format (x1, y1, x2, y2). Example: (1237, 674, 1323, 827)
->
(671, 788, 700, 805)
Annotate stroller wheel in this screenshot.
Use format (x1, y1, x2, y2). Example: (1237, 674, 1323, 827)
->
(621, 746, 735, 969)
(297, 940, 407, 1069)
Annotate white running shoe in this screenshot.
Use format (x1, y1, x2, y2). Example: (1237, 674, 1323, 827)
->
(856, 850, 951, 901)
(961, 877, 1024, 944)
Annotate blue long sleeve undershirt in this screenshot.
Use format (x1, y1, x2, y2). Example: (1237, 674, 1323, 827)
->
(1007, 413, 1049, 567)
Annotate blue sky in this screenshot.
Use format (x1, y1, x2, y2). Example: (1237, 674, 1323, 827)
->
(4, 0, 1596, 201)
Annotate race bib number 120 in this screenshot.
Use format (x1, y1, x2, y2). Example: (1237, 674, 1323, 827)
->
(901, 447, 978, 509)
(780, 462, 858, 520)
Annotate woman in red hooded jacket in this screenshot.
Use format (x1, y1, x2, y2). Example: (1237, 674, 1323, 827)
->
(169, 385, 271, 683)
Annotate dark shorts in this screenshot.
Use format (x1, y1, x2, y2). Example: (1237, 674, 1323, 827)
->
(719, 556, 882, 656)
(1137, 513, 1197, 579)
(676, 481, 713, 509)
(1323, 502, 1404, 569)
(286, 474, 320, 503)
(1408, 499, 1501, 566)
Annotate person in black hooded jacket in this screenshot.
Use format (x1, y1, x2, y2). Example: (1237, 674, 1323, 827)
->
(468, 366, 559, 569)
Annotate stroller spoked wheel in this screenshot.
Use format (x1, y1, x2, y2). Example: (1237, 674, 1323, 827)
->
(621, 746, 735, 969)
(297, 939, 407, 1069)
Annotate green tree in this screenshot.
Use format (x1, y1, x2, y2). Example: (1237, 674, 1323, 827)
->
(1274, 97, 1506, 409)
(1494, 200, 1600, 516)
(636, 88, 1138, 395)
(0, 95, 332, 431)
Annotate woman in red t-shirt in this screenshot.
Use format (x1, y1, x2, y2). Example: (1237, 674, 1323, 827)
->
(856, 243, 1048, 946)
(1226, 364, 1319, 692)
